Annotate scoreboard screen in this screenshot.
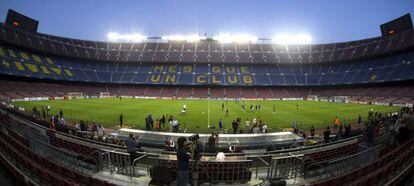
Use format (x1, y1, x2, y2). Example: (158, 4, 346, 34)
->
(380, 14, 413, 37)
(5, 9, 39, 33)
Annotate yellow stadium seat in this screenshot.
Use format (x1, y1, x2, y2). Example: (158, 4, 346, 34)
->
(14, 61, 25, 71)
(0, 47, 5, 57)
(20, 52, 30, 60)
(40, 66, 51, 74)
(45, 57, 54, 64)
(8, 49, 17, 58)
(32, 55, 43, 63)
(2, 59, 10, 68)
(25, 63, 39, 73)
(64, 69, 74, 77)
(50, 67, 61, 75)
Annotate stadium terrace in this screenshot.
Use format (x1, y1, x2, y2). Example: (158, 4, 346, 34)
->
(0, 8, 413, 186)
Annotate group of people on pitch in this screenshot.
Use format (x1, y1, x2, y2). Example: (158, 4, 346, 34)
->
(144, 114, 180, 132)
(216, 117, 268, 134)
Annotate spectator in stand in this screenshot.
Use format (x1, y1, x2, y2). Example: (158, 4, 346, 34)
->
(337, 124, 344, 139)
(49, 115, 57, 130)
(91, 122, 98, 133)
(207, 133, 218, 153)
(119, 113, 123, 128)
(32, 106, 38, 119)
(323, 127, 331, 143)
(176, 137, 190, 186)
(79, 120, 86, 131)
(125, 133, 140, 165)
(345, 124, 351, 138)
(301, 131, 307, 139)
(75, 121, 81, 131)
(97, 124, 105, 140)
(232, 120, 238, 134)
(310, 126, 315, 137)
(58, 116, 66, 131)
(41, 106, 46, 120)
(59, 108, 64, 118)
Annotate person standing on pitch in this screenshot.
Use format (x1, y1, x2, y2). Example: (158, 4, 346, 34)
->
(296, 103, 299, 111)
(225, 107, 229, 116)
(119, 113, 124, 128)
(232, 120, 238, 134)
(218, 119, 223, 131)
(160, 115, 166, 128)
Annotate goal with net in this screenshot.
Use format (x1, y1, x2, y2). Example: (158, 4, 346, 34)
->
(308, 95, 318, 101)
(67, 92, 83, 99)
(100, 92, 111, 98)
(334, 96, 349, 103)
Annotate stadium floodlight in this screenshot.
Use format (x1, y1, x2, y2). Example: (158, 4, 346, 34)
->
(107, 32, 147, 42)
(161, 34, 205, 42)
(213, 34, 258, 43)
(272, 33, 312, 45)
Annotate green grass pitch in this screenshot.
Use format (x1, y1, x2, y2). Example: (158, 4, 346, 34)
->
(14, 98, 401, 133)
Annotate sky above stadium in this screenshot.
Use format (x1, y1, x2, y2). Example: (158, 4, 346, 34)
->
(1, 0, 414, 44)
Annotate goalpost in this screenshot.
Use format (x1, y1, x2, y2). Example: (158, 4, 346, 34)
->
(100, 92, 111, 98)
(308, 95, 318, 101)
(334, 96, 349, 103)
(67, 92, 83, 99)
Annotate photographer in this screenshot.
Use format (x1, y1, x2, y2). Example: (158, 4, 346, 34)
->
(176, 137, 190, 186)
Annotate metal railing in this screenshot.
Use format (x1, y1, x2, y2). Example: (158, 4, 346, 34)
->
(305, 145, 380, 179)
(99, 149, 133, 176)
(267, 154, 304, 180)
(2, 117, 101, 173)
(28, 134, 99, 172)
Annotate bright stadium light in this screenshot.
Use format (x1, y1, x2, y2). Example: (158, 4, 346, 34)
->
(272, 33, 312, 45)
(213, 34, 258, 43)
(161, 34, 205, 42)
(107, 32, 147, 42)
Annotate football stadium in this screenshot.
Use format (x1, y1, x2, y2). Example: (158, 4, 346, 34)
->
(0, 1, 413, 185)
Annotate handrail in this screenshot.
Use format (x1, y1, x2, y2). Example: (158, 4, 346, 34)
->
(257, 156, 270, 166)
(132, 154, 148, 177)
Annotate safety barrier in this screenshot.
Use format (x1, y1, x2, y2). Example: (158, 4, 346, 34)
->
(99, 149, 133, 176)
(150, 157, 252, 184)
(268, 154, 304, 180)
